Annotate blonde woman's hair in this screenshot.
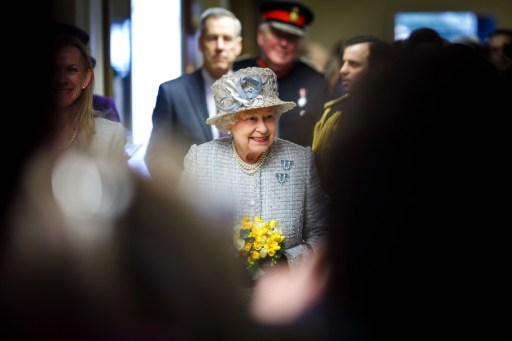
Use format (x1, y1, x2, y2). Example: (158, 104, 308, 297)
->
(53, 35, 98, 142)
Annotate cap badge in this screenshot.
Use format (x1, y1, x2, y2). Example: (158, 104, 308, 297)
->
(289, 7, 299, 23)
(218, 75, 264, 113)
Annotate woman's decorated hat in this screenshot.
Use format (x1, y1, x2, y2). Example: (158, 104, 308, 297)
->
(206, 67, 296, 128)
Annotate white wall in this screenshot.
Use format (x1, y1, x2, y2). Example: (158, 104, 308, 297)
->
(129, 0, 182, 173)
(131, 0, 182, 146)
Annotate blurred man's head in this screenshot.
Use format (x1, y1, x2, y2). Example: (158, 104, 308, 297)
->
(406, 27, 445, 55)
(486, 29, 512, 71)
(256, 0, 313, 74)
(198, 7, 242, 79)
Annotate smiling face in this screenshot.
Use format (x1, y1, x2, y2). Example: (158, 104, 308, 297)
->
(199, 16, 242, 79)
(230, 108, 277, 163)
(52, 45, 92, 111)
(257, 26, 300, 74)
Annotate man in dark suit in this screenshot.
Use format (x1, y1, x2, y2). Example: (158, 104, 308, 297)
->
(145, 8, 242, 175)
(234, 0, 328, 147)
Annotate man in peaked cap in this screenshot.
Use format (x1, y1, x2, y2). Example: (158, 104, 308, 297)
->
(259, 0, 314, 37)
(234, 0, 328, 148)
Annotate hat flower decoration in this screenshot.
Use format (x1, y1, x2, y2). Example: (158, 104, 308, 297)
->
(207, 67, 295, 131)
(218, 74, 264, 113)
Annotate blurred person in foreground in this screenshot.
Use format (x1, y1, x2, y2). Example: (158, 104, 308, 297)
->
(51, 34, 127, 160)
(234, 0, 329, 147)
(145, 7, 243, 178)
(0, 147, 255, 340)
(250, 42, 510, 340)
(312, 35, 391, 199)
(1, 2, 54, 236)
(177, 67, 328, 278)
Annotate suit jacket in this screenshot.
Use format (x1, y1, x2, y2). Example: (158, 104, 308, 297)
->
(145, 69, 211, 173)
(234, 58, 329, 147)
(178, 137, 328, 272)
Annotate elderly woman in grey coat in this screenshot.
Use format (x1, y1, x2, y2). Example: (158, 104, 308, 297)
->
(178, 67, 327, 274)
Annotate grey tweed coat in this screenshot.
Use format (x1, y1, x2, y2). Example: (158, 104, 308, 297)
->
(178, 136, 328, 272)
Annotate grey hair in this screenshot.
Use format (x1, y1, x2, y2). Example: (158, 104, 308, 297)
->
(213, 112, 237, 132)
(199, 7, 242, 37)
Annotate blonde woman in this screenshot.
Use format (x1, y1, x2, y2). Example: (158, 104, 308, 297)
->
(51, 34, 126, 160)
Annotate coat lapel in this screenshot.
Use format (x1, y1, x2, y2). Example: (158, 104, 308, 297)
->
(187, 69, 213, 140)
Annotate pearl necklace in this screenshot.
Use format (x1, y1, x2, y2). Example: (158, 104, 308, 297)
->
(63, 129, 78, 149)
(232, 139, 269, 175)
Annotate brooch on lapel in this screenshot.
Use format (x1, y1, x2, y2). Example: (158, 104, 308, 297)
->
(297, 88, 307, 116)
(281, 160, 293, 171)
(276, 173, 289, 184)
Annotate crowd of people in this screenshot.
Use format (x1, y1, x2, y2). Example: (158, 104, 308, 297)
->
(1, 0, 510, 340)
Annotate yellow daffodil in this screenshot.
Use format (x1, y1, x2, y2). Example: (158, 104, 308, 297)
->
(233, 215, 286, 279)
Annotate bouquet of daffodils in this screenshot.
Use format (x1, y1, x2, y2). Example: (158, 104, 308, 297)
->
(233, 215, 286, 279)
